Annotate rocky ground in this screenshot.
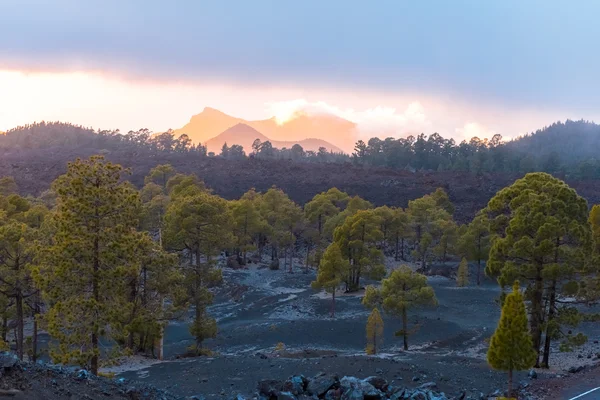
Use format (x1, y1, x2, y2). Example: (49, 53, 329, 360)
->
(0, 353, 176, 400)
(114, 257, 599, 399)
(3, 257, 599, 399)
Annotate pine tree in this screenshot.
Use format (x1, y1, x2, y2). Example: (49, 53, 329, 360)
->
(144, 164, 176, 190)
(485, 172, 594, 367)
(456, 257, 469, 287)
(365, 308, 384, 355)
(487, 281, 536, 397)
(363, 266, 437, 350)
(164, 188, 233, 353)
(458, 213, 491, 285)
(230, 191, 266, 265)
(34, 156, 141, 374)
(407, 193, 453, 271)
(311, 243, 349, 317)
(0, 219, 36, 360)
(333, 210, 385, 291)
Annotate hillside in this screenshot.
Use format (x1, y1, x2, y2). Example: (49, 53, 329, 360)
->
(175, 107, 356, 152)
(3, 120, 600, 223)
(205, 123, 343, 154)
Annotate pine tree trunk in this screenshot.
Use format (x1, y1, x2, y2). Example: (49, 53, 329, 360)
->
(305, 242, 311, 272)
(402, 307, 408, 350)
(531, 266, 544, 367)
(395, 235, 399, 261)
(476, 236, 481, 285)
(507, 369, 513, 398)
(542, 280, 557, 368)
(32, 309, 38, 362)
(331, 289, 336, 318)
(1, 315, 7, 342)
(401, 238, 405, 260)
(15, 291, 23, 360)
(91, 234, 99, 375)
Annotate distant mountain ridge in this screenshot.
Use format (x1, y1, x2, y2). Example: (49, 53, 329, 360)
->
(174, 107, 356, 152)
(204, 123, 343, 154)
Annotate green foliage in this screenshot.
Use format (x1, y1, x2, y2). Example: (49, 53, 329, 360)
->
(312, 243, 349, 317)
(333, 209, 385, 291)
(363, 266, 437, 350)
(35, 156, 141, 374)
(0, 177, 17, 196)
(485, 172, 594, 367)
(365, 308, 384, 355)
(456, 257, 469, 287)
(487, 281, 536, 396)
(407, 190, 453, 270)
(144, 164, 176, 189)
(458, 213, 491, 285)
(164, 189, 233, 350)
(230, 189, 267, 264)
(0, 218, 37, 359)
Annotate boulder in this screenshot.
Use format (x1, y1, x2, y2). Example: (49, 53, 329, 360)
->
(418, 382, 437, 390)
(340, 377, 381, 400)
(307, 374, 338, 397)
(258, 380, 284, 399)
(527, 369, 537, 379)
(284, 375, 308, 395)
(0, 353, 18, 370)
(278, 392, 297, 400)
(364, 376, 388, 391)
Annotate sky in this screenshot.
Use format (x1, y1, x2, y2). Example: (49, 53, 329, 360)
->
(1, 0, 600, 141)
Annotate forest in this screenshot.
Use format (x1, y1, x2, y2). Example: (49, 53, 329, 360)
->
(1, 154, 600, 398)
(4, 120, 600, 179)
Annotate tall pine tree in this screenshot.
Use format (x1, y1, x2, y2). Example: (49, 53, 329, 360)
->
(34, 156, 141, 374)
(487, 281, 536, 397)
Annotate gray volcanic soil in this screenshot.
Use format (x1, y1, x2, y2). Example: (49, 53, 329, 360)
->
(118, 260, 527, 399)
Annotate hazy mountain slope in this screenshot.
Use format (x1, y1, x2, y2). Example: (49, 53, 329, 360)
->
(204, 123, 343, 153)
(175, 107, 357, 152)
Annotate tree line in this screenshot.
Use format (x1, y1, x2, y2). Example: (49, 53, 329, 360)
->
(7, 120, 600, 179)
(0, 156, 599, 393)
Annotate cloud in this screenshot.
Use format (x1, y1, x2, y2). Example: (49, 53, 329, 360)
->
(455, 122, 498, 142)
(265, 99, 432, 138)
(2, 0, 600, 114)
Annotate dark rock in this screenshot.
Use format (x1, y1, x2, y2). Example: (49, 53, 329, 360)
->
(364, 376, 388, 391)
(325, 388, 343, 400)
(307, 374, 338, 397)
(411, 376, 420, 382)
(258, 380, 284, 398)
(528, 369, 537, 379)
(339, 377, 380, 400)
(283, 376, 307, 395)
(453, 391, 466, 400)
(568, 366, 584, 374)
(278, 392, 297, 400)
(0, 353, 18, 370)
(407, 390, 427, 400)
(375, 368, 383, 374)
(256, 352, 269, 360)
(418, 382, 437, 390)
(76, 369, 91, 380)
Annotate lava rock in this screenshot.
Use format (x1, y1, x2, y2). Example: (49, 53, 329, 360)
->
(418, 382, 437, 390)
(278, 391, 297, 400)
(307, 374, 338, 397)
(339, 377, 381, 400)
(568, 365, 584, 374)
(364, 376, 389, 391)
(258, 380, 284, 398)
(284, 376, 308, 395)
(528, 369, 537, 379)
